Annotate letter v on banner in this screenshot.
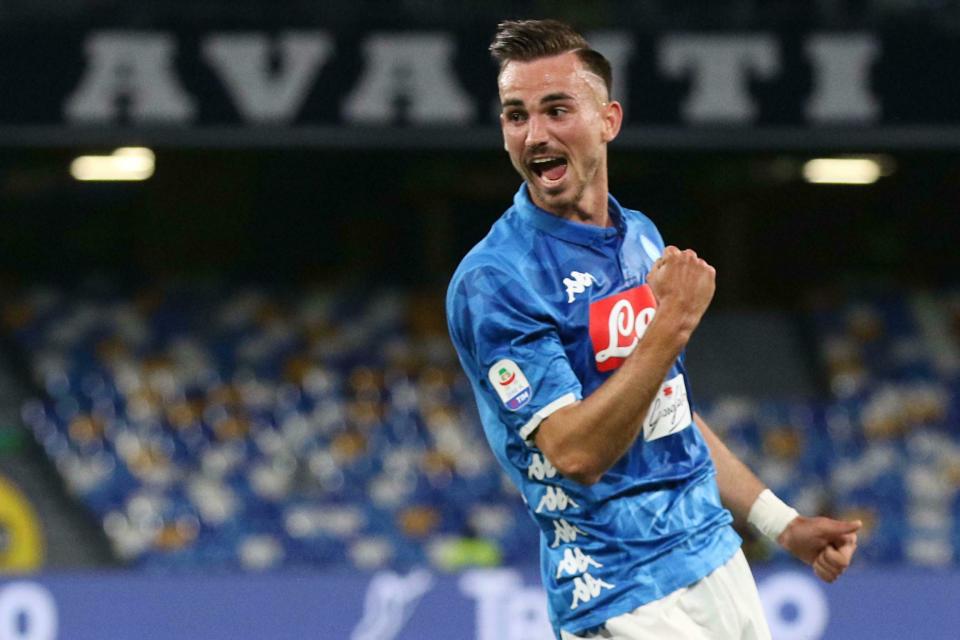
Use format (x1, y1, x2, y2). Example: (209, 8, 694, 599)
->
(202, 32, 333, 123)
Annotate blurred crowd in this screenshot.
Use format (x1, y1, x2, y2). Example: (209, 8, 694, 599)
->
(3, 282, 960, 571)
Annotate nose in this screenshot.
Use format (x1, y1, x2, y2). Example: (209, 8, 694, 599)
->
(525, 113, 548, 148)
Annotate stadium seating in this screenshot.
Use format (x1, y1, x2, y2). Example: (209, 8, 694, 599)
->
(4, 282, 959, 570)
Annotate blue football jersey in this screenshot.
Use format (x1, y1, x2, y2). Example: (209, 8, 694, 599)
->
(446, 184, 741, 637)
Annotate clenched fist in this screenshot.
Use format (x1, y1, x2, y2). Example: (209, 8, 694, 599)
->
(646, 246, 716, 337)
(778, 516, 862, 583)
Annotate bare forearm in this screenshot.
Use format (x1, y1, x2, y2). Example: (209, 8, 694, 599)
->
(697, 416, 864, 582)
(694, 412, 765, 524)
(535, 310, 688, 484)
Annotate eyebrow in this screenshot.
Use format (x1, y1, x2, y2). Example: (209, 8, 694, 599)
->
(500, 92, 575, 109)
(540, 92, 574, 104)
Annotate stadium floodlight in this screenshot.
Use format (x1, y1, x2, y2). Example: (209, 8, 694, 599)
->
(802, 157, 884, 185)
(70, 147, 155, 181)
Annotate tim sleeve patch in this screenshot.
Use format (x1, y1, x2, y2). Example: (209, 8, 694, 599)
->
(488, 359, 532, 411)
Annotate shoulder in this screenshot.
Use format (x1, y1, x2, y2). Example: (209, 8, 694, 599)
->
(447, 252, 515, 307)
(447, 209, 534, 301)
(445, 247, 544, 359)
(446, 211, 541, 325)
(447, 245, 534, 313)
(620, 206, 662, 238)
(619, 205, 667, 258)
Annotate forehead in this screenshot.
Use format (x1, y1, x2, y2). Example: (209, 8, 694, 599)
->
(498, 51, 601, 103)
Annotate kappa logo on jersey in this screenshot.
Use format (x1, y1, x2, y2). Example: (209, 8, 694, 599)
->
(488, 359, 532, 411)
(563, 271, 597, 303)
(589, 285, 658, 372)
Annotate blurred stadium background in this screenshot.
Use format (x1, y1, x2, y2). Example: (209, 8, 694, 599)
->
(0, 1, 959, 638)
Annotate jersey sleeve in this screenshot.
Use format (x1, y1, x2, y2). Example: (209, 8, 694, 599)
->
(447, 264, 583, 441)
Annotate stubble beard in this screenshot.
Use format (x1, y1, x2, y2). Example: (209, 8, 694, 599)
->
(532, 154, 601, 217)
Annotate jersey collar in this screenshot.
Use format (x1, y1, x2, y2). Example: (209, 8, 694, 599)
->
(513, 183, 625, 247)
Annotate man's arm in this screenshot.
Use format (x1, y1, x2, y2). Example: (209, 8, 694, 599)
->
(695, 411, 862, 583)
(694, 412, 765, 523)
(535, 246, 714, 485)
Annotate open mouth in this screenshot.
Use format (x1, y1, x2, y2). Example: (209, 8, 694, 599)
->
(529, 156, 568, 183)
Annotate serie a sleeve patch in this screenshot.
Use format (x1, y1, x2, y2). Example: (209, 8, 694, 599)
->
(488, 358, 532, 411)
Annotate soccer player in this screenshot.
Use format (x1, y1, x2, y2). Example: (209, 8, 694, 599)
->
(445, 19, 861, 640)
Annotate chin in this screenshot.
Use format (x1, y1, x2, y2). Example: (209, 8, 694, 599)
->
(527, 176, 563, 197)
(543, 183, 579, 206)
(541, 195, 577, 214)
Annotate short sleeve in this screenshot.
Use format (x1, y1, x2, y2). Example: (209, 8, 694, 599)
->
(447, 264, 582, 441)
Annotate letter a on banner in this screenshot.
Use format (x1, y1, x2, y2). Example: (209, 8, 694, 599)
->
(342, 33, 475, 124)
(64, 31, 196, 123)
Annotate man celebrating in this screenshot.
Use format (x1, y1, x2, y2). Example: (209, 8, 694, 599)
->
(446, 19, 860, 639)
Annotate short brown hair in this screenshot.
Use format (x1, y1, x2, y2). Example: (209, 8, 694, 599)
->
(489, 19, 613, 98)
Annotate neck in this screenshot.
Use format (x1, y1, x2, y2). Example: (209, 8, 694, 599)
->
(560, 185, 610, 227)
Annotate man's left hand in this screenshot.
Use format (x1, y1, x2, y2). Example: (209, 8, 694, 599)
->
(776, 516, 862, 583)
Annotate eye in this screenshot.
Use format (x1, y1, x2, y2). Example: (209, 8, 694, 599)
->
(548, 107, 568, 117)
(506, 110, 527, 123)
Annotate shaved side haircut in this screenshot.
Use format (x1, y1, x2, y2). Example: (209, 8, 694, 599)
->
(489, 19, 613, 99)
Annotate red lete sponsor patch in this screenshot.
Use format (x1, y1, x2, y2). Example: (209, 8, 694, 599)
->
(588, 285, 657, 372)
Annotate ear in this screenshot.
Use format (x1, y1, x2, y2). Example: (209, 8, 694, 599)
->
(499, 112, 509, 152)
(601, 100, 624, 144)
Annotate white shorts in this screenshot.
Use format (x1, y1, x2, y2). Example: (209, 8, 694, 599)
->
(560, 549, 771, 640)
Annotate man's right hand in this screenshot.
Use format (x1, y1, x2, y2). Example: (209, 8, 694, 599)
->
(646, 246, 716, 338)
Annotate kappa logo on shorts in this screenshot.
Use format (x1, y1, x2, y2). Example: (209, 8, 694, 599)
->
(488, 359, 532, 411)
(588, 285, 658, 372)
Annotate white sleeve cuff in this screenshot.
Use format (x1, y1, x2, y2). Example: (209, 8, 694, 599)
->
(518, 392, 578, 443)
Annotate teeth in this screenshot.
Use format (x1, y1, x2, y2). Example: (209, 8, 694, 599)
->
(529, 156, 566, 180)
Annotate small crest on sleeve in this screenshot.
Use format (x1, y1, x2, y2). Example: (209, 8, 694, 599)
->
(488, 359, 532, 411)
(640, 235, 662, 263)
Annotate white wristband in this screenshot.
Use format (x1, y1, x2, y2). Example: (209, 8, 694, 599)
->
(747, 489, 799, 541)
